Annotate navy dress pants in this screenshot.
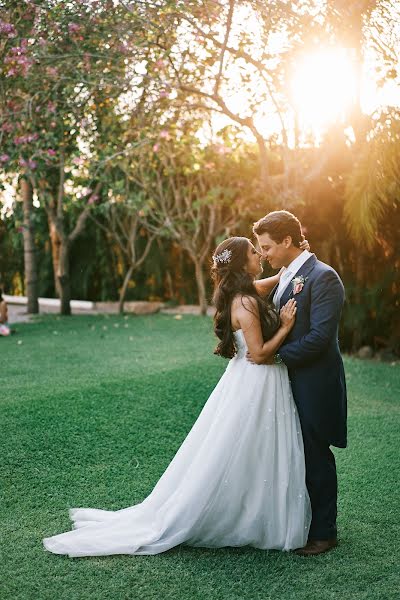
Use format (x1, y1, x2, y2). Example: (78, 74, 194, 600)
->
(301, 426, 338, 541)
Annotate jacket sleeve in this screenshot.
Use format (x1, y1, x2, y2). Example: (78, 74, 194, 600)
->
(279, 270, 345, 368)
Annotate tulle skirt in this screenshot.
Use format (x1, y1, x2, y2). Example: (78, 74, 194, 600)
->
(43, 332, 311, 557)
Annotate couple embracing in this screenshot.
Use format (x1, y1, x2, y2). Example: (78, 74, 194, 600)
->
(43, 210, 347, 558)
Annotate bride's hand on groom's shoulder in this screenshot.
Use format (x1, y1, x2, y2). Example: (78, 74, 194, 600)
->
(300, 235, 310, 252)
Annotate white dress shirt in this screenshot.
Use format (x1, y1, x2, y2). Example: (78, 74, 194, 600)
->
(273, 250, 312, 310)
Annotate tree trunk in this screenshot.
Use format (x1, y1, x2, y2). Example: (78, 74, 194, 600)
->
(47, 214, 62, 297)
(194, 260, 208, 316)
(254, 131, 269, 190)
(58, 239, 71, 315)
(21, 177, 39, 313)
(352, 253, 365, 350)
(118, 263, 135, 314)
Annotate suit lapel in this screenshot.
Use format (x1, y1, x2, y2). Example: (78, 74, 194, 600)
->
(279, 254, 317, 308)
(268, 282, 279, 303)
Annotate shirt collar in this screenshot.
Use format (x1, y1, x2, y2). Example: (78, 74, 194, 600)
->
(285, 250, 312, 276)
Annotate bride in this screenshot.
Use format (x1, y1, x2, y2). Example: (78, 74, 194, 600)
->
(43, 236, 311, 557)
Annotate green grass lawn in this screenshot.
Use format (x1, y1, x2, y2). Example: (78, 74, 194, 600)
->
(1, 314, 399, 600)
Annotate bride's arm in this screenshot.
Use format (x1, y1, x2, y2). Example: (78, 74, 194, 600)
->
(254, 268, 284, 297)
(235, 296, 296, 364)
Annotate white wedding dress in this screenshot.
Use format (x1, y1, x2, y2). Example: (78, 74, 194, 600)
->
(43, 330, 311, 557)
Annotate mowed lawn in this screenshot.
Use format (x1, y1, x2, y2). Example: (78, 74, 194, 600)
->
(1, 314, 399, 600)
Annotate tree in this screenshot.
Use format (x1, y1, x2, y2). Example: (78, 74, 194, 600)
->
(90, 194, 156, 314)
(344, 108, 400, 246)
(130, 127, 250, 314)
(0, 0, 147, 313)
(20, 176, 39, 313)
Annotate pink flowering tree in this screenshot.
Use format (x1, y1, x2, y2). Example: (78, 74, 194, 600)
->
(0, 0, 148, 314)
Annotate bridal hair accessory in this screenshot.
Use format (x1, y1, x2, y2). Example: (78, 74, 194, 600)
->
(213, 249, 232, 265)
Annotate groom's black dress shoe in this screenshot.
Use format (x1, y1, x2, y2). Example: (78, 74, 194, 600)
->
(294, 538, 338, 556)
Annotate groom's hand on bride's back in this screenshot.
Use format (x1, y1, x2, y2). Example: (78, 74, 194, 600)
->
(246, 350, 274, 365)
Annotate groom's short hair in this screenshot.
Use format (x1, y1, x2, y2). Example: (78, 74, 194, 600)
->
(253, 210, 302, 248)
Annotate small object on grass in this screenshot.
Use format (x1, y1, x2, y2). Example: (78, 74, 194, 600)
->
(174, 315, 183, 320)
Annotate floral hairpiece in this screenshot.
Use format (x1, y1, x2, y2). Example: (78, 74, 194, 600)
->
(213, 248, 232, 265)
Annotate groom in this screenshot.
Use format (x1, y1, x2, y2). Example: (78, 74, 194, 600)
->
(251, 210, 347, 556)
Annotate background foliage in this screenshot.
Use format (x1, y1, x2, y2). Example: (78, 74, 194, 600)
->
(0, 1, 399, 352)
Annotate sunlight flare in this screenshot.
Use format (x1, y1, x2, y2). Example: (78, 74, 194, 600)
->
(290, 49, 358, 129)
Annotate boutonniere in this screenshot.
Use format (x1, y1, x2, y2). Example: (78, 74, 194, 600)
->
(291, 275, 308, 295)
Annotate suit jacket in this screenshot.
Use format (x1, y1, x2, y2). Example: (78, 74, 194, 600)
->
(270, 254, 347, 448)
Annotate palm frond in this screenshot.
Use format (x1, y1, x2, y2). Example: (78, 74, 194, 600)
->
(344, 112, 400, 247)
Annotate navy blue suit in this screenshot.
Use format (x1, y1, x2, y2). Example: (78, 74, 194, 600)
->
(271, 254, 347, 540)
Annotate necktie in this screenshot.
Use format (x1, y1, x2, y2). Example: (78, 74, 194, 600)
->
(273, 270, 292, 310)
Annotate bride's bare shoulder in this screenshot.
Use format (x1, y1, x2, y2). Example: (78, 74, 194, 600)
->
(231, 294, 258, 312)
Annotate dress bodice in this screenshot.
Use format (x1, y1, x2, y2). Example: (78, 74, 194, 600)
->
(233, 329, 247, 358)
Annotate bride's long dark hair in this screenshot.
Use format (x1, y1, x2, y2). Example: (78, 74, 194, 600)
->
(211, 237, 280, 358)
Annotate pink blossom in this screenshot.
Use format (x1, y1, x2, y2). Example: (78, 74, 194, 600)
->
(46, 67, 58, 78)
(204, 162, 215, 170)
(5, 44, 34, 76)
(19, 157, 37, 169)
(154, 59, 166, 69)
(159, 90, 169, 99)
(73, 156, 83, 165)
(153, 143, 160, 152)
(118, 42, 129, 55)
(0, 154, 10, 163)
(47, 101, 56, 113)
(0, 21, 16, 37)
(1, 122, 14, 133)
(14, 133, 38, 145)
(87, 194, 99, 205)
(50, 121, 57, 128)
(47, 149, 56, 156)
(159, 130, 170, 139)
(38, 37, 47, 47)
(68, 23, 81, 34)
